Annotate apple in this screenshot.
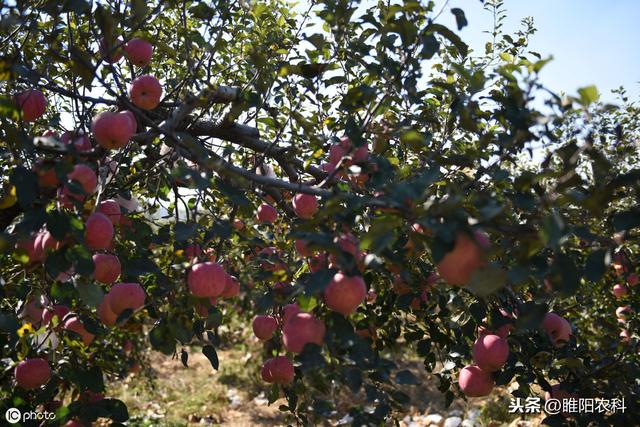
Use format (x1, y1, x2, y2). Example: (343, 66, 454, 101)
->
(541, 312, 572, 347)
(17, 235, 43, 263)
(64, 316, 95, 345)
(292, 193, 318, 219)
(328, 136, 368, 166)
(458, 365, 494, 397)
(129, 75, 162, 110)
(93, 253, 121, 284)
(620, 329, 631, 342)
(628, 273, 638, 287)
(544, 384, 577, 417)
(324, 272, 367, 316)
(232, 218, 244, 230)
(261, 356, 294, 384)
(61, 131, 91, 152)
(98, 294, 118, 326)
(97, 199, 122, 225)
(99, 37, 124, 63)
(613, 284, 628, 299)
(616, 305, 632, 322)
(35, 159, 59, 188)
(220, 274, 240, 298)
(40, 230, 61, 255)
(184, 244, 202, 259)
(436, 231, 486, 286)
(335, 232, 359, 256)
(42, 305, 70, 327)
(282, 303, 301, 325)
(15, 358, 51, 389)
(67, 164, 98, 195)
(282, 312, 326, 353)
(22, 294, 48, 324)
(15, 89, 46, 122)
(256, 203, 277, 224)
(187, 262, 227, 297)
(472, 334, 509, 372)
(85, 212, 114, 250)
(62, 420, 85, 427)
(308, 253, 327, 273)
(108, 282, 145, 314)
(123, 340, 133, 353)
(252, 315, 278, 340)
(123, 38, 153, 67)
(295, 239, 313, 257)
(91, 111, 135, 149)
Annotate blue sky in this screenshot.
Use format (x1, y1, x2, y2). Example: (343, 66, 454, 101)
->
(442, 0, 640, 103)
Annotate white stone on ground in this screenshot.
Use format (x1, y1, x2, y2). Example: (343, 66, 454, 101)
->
(443, 416, 462, 427)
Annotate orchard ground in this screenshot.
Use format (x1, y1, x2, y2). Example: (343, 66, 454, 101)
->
(108, 330, 546, 426)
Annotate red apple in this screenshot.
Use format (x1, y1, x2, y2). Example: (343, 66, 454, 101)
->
(91, 111, 135, 149)
(67, 164, 98, 195)
(232, 218, 244, 230)
(541, 312, 572, 347)
(15, 89, 46, 122)
(61, 131, 91, 152)
(256, 203, 277, 224)
(472, 334, 509, 372)
(123, 38, 153, 67)
(35, 159, 59, 188)
(261, 356, 294, 384)
(187, 262, 227, 297)
(282, 303, 301, 325)
(15, 358, 51, 389)
(613, 284, 628, 299)
(458, 365, 494, 397)
(295, 239, 313, 257)
(308, 253, 327, 273)
(64, 316, 95, 345)
(98, 294, 118, 326)
(628, 273, 638, 287)
(85, 212, 114, 250)
(108, 282, 145, 314)
(93, 253, 121, 284)
(324, 272, 367, 316)
(282, 312, 326, 353)
(99, 37, 124, 63)
(252, 315, 278, 340)
(220, 274, 240, 298)
(129, 75, 162, 110)
(42, 305, 70, 327)
(436, 232, 486, 286)
(292, 193, 318, 219)
(97, 199, 122, 225)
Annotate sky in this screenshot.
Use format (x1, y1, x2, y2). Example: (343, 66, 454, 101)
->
(439, 0, 640, 103)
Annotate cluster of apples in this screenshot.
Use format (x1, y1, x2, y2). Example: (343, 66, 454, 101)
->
(610, 252, 637, 343)
(458, 309, 572, 397)
(12, 36, 161, 395)
(320, 136, 372, 186)
(253, 303, 325, 385)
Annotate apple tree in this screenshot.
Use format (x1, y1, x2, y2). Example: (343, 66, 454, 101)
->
(0, 0, 638, 426)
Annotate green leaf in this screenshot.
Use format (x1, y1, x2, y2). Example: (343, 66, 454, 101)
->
(450, 8, 468, 30)
(584, 249, 609, 282)
(10, 166, 38, 209)
(174, 222, 197, 242)
(76, 282, 104, 308)
(426, 23, 468, 57)
(465, 264, 507, 297)
(577, 85, 599, 106)
(202, 345, 219, 370)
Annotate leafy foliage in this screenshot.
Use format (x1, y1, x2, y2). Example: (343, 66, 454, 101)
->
(0, 0, 639, 426)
